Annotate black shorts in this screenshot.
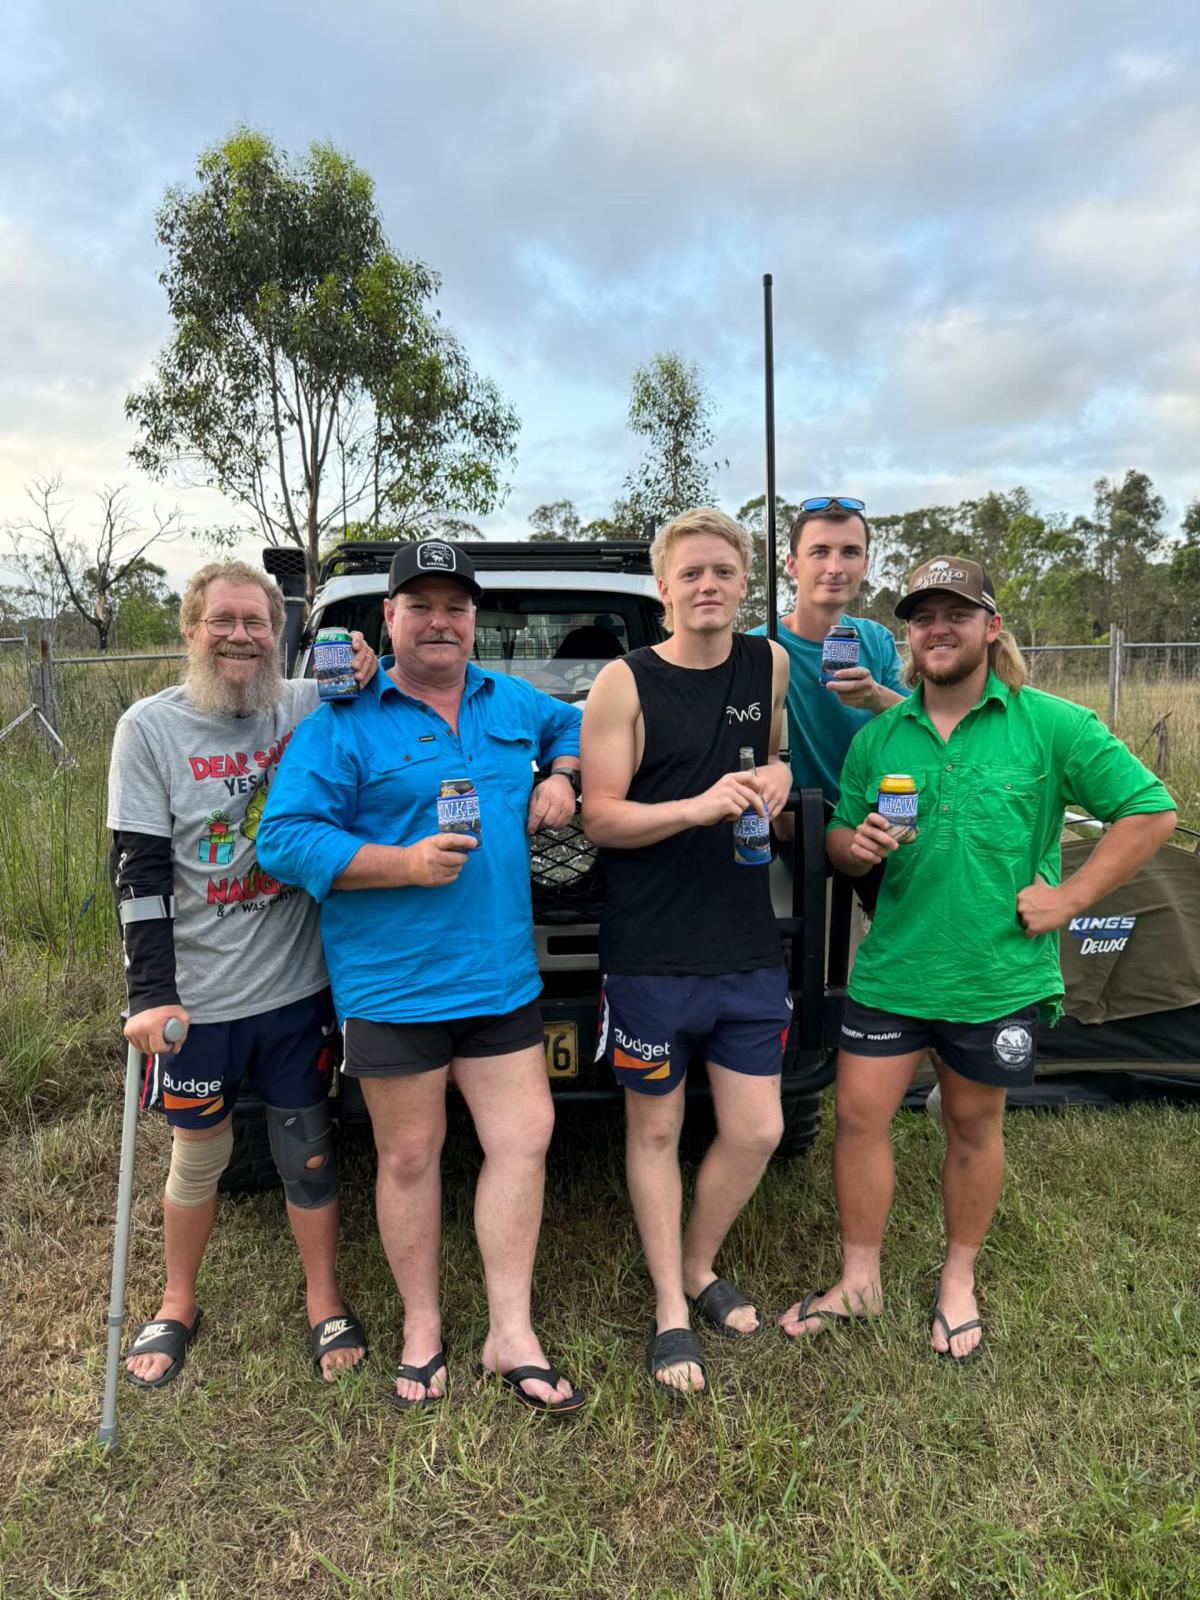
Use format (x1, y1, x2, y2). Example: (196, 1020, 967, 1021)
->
(342, 998, 544, 1078)
(839, 998, 1039, 1088)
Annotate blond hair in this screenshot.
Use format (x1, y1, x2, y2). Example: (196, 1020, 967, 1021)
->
(649, 508, 751, 631)
(179, 561, 285, 639)
(904, 623, 1027, 693)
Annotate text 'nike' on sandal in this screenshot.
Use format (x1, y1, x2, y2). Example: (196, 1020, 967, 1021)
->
(310, 1311, 369, 1380)
(123, 1308, 204, 1390)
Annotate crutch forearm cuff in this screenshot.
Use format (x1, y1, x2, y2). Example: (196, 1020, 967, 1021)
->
(118, 895, 176, 925)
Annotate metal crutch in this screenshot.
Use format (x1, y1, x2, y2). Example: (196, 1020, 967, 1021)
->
(97, 1015, 184, 1452)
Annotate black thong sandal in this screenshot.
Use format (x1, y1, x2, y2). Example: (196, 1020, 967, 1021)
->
(479, 1362, 588, 1420)
(689, 1276, 761, 1339)
(931, 1301, 986, 1364)
(779, 1291, 864, 1341)
(645, 1324, 706, 1397)
(123, 1308, 204, 1389)
(389, 1348, 448, 1412)
(310, 1311, 368, 1380)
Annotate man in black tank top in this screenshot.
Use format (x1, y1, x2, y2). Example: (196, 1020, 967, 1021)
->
(581, 508, 793, 1397)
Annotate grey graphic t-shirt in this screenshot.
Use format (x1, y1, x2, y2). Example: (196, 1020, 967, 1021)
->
(107, 679, 327, 1023)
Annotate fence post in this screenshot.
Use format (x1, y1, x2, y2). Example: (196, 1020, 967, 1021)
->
(1106, 625, 1124, 730)
(32, 639, 62, 754)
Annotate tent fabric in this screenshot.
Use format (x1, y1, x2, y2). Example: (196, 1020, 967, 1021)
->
(1057, 839, 1200, 1026)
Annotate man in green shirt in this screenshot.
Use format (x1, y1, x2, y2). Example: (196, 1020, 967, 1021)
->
(780, 556, 1176, 1360)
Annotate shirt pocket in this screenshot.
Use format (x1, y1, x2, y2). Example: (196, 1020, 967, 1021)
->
(967, 766, 1047, 854)
(359, 744, 441, 845)
(485, 726, 537, 817)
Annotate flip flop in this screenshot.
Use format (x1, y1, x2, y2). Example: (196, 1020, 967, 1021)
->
(778, 1290, 863, 1340)
(689, 1276, 761, 1339)
(310, 1311, 368, 1380)
(123, 1308, 204, 1389)
(388, 1348, 448, 1412)
(477, 1361, 588, 1419)
(645, 1323, 706, 1398)
(931, 1299, 986, 1364)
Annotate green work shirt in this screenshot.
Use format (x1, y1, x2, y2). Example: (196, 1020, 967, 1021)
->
(829, 672, 1175, 1024)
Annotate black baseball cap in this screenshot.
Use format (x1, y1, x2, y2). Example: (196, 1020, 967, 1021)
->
(387, 540, 483, 600)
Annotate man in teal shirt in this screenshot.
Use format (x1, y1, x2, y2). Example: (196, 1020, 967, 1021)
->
(751, 497, 907, 805)
(779, 556, 1176, 1361)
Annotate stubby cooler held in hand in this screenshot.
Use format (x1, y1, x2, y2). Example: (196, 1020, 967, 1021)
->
(313, 628, 360, 702)
(437, 777, 482, 849)
(877, 773, 919, 843)
(820, 624, 859, 686)
(733, 746, 771, 867)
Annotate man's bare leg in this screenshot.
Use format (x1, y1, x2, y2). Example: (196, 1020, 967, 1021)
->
(361, 1070, 449, 1404)
(779, 1049, 921, 1337)
(286, 1195, 363, 1379)
(932, 1065, 1007, 1359)
(624, 1083, 703, 1392)
(682, 1066, 783, 1334)
(453, 1047, 572, 1406)
(125, 1117, 227, 1385)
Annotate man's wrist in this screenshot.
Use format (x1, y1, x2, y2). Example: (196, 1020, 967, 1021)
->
(547, 767, 581, 795)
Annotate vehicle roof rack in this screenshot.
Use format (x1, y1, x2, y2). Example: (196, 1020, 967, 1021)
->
(317, 539, 653, 587)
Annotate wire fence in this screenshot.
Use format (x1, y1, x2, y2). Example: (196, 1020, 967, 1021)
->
(1, 632, 1197, 773)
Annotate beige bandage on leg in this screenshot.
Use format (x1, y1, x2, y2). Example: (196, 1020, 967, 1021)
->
(165, 1122, 234, 1207)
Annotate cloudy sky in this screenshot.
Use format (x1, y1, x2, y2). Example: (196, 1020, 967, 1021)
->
(1, 0, 1197, 588)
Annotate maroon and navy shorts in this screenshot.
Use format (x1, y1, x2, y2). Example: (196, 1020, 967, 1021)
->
(144, 987, 337, 1129)
(839, 998, 1039, 1088)
(342, 998, 544, 1077)
(598, 968, 791, 1097)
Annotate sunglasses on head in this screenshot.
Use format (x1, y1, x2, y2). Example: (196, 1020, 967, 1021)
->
(799, 496, 866, 514)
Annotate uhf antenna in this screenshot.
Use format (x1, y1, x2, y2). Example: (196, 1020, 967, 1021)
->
(763, 273, 777, 641)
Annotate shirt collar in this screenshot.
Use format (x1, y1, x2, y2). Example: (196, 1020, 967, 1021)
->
(901, 668, 1009, 727)
(372, 656, 493, 705)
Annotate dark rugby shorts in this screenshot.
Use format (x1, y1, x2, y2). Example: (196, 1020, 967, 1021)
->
(599, 968, 792, 1097)
(144, 987, 337, 1129)
(839, 998, 1039, 1088)
(342, 998, 544, 1077)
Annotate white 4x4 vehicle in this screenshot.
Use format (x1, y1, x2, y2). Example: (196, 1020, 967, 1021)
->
(221, 539, 841, 1192)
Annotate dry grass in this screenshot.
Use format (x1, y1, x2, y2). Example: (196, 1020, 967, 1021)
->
(2, 1100, 1199, 1598)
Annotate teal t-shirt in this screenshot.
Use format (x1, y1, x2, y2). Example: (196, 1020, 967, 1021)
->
(750, 615, 908, 804)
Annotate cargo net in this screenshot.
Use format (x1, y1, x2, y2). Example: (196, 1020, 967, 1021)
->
(529, 813, 605, 921)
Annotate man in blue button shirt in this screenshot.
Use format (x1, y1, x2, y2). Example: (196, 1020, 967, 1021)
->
(258, 540, 586, 1417)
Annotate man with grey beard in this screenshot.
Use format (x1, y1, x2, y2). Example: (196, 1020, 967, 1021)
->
(106, 559, 374, 1391)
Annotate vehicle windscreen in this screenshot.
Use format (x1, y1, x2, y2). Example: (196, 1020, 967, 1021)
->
(305, 590, 663, 699)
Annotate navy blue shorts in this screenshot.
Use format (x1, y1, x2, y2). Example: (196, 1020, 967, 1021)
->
(839, 998, 1039, 1088)
(144, 988, 337, 1129)
(598, 968, 791, 1097)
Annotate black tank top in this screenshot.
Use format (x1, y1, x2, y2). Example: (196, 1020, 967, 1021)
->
(599, 633, 783, 975)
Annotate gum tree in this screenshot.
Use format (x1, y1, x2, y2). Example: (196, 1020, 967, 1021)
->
(127, 129, 519, 596)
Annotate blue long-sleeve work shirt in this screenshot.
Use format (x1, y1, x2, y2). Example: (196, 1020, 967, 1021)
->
(257, 660, 582, 1024)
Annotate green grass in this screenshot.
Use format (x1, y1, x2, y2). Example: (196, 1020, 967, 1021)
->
(2, 1103, 1199, 1598)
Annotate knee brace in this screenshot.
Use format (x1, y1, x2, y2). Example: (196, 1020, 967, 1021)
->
(165, 1122, 234, 1207)
(265, 1100, 338, 1210)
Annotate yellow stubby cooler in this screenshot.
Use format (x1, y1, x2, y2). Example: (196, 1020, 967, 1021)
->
(877, 773, 918, 843)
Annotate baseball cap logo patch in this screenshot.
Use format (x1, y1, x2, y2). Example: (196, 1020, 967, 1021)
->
(416, 543, 454, 572)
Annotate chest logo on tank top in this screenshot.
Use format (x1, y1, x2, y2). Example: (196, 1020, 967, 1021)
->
(725, 700, 762, 724)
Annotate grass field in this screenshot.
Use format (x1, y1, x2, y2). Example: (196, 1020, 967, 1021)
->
(2, 1100, 1199, 1598)
(1, 651, 1198, 1597)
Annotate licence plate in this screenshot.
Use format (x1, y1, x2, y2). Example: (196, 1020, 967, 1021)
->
(543, 1020, 578, 1079)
